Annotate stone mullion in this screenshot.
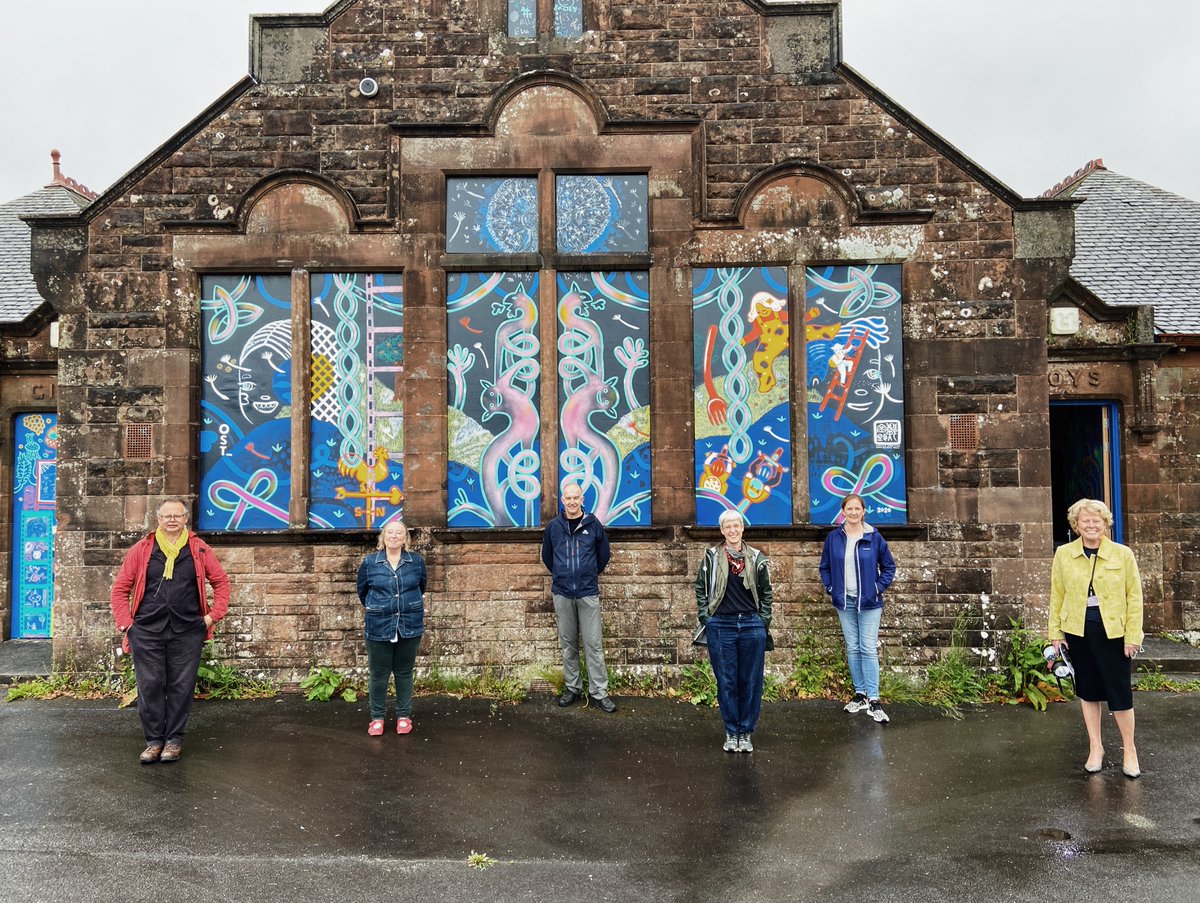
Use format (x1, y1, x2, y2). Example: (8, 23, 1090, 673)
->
(289, 268, 311, 529)
(788, 262, 809, 525)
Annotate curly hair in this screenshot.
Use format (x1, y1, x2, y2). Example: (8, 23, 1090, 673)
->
(1066, 498, 1114, 532)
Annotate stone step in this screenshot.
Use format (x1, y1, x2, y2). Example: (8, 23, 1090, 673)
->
(1137, 636, 1200, 674)
(0, 639, 52, 684)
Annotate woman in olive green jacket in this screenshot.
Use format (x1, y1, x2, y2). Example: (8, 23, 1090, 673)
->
(1048, 498, 1143, 777)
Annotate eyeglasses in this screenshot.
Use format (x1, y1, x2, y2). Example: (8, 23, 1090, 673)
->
(158, 513, 186, 520)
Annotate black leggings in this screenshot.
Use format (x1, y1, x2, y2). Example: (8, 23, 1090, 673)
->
(1065, 618, 1133, 711)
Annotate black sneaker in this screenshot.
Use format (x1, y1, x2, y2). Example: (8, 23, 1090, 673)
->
(867, 699, 890, 723)
(558, 690, 581, 707)
(594, 696, 618, 714)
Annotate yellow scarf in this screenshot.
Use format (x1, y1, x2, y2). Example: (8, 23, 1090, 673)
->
(154, 527, 189, 580)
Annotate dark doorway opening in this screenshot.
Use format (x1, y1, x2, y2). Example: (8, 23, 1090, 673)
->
(1049, 401, 1122, 547)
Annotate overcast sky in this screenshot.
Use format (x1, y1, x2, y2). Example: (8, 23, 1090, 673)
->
(1, 0, 1197, 204)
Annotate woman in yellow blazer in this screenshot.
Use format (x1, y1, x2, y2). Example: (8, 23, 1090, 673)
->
(1048, 498, 1144, 778)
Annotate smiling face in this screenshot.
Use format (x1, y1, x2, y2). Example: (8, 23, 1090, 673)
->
(841, 495, 865, 527)
(561, 484, 584, 519)
(381, 522, 408, 553)
(720, 514, 745, 549)
(1076, 510, 1106, 548)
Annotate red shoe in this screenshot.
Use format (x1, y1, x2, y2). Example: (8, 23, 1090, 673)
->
(396, 717, 413, 735)
(367, 719, 385, 736)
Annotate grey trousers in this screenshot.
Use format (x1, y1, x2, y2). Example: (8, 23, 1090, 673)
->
(553, 593, 609, 698)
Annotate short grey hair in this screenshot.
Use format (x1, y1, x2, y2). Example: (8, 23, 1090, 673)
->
(718, 510, 745, 529)
(156, 497, 191, 518)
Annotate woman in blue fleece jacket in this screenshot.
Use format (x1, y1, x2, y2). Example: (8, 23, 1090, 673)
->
(819, 494, 896, 723)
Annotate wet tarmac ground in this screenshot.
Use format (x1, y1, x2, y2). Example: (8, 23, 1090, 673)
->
(1, 692, 1198, 903)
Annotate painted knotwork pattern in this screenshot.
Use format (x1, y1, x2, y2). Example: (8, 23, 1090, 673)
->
(692, 267, 792, 527)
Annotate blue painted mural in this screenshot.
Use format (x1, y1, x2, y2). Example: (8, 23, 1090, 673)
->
(11, 413, 57, 638)
(199, 275, 293, 531)
(447, 177, 539, 254)
(557, 271, 650, 526)
(805, 265, 907, 525)
(556, 175, 648, 254)
(309, 273, 405, 530)
(693, 267, 792, 526)
(447, 272, 543, 527)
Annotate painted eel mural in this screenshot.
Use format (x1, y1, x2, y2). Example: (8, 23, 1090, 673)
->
(309, 273, 405, 530)
(10, 413, 57, 638)
(805, 264, 907, 525)
(555, 175, 648, 255)
(557, 271, 651, 526)
(447, 272, 543, 527)
(693, 268, 792, 526)
(446, 177, 539, 254)
(199, 275, 293, 531)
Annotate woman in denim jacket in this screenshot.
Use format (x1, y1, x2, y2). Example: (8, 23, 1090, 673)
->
(819, 494, 897, 724)
(356, 520, 427, 737)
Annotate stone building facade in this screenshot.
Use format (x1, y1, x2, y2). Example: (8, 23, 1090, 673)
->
(18, 0, 1186, 679)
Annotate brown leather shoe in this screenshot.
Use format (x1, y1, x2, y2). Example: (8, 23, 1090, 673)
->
(159, 743, 183, 764)
(139, 744, 164, 765)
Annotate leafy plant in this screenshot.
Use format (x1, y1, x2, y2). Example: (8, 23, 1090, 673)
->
(787, 630, 851, 699)
(467, 850, 497, 870)
(6, 661, 136, 702)
(415, 665, 526, 703)
(300, 666, 361, 702)
(195, 644, 276, 700)
(761, 671, 784, 703)
(674, 659, 719, 707)
(989, 619, 1066, 711)
(1135, 663, 1200, 692)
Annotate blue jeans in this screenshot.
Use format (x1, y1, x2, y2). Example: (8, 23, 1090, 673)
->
(706, 613, 767, 735)
(837, 603, 882, 699)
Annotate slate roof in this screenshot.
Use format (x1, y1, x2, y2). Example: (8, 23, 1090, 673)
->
(1052, 163, 1200, 335)
(0, 184, 90, 325)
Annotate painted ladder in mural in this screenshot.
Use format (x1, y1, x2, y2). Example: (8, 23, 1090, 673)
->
(806, 265, 908, 525)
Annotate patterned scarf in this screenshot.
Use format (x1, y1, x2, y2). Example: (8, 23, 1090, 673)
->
(726, 546, 747, 577)
(154, 528, 189, 580)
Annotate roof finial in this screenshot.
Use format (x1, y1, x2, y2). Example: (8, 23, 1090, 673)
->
(44, 148, 98, 200)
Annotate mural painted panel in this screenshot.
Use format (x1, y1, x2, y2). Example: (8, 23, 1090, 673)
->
(508, 0, 536, 37)
(446, 177, 539, 254)
(805, 265, 908, 525)
(447, 272, 542, 527)
(693, 268, 792, 526)
(309, 273, 405, 530)
(555, 175, 648, 255)
(199, 275, 293, 532)
(10, 413, 57, 638)
(554, 0, 583, 36)
(557, 271, 651, 526)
